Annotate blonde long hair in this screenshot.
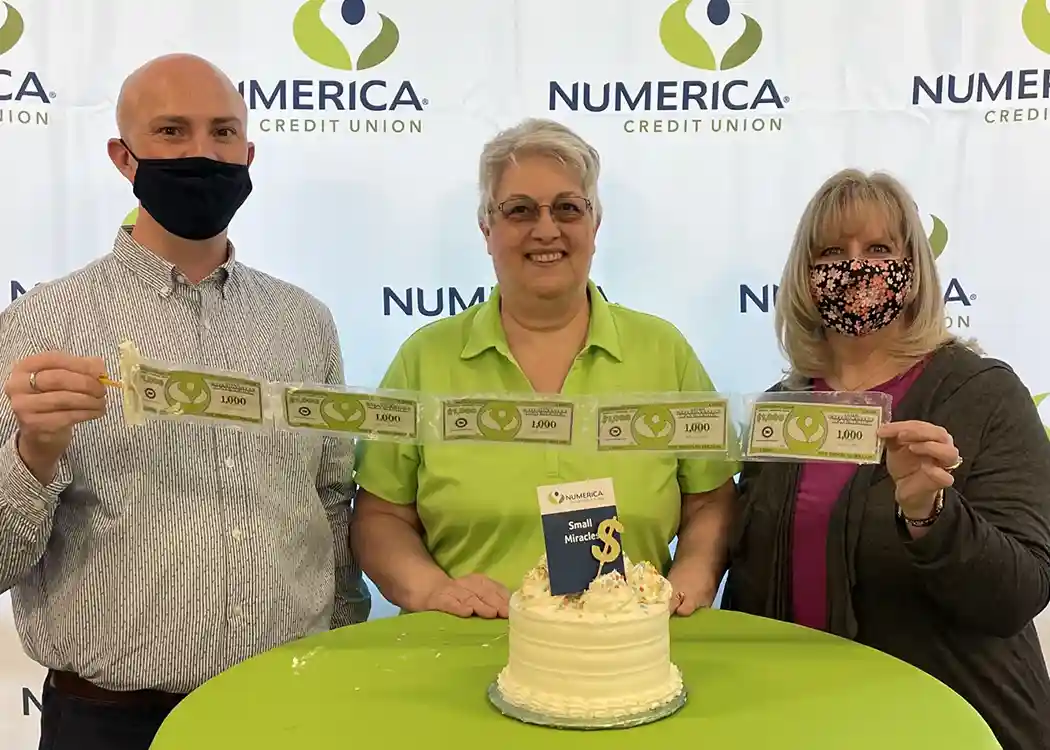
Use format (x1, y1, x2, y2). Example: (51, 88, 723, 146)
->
(775, 169, 956, 386)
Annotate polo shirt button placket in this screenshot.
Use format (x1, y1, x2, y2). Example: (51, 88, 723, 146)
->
(547, 360, 582, 477)
(545, 447, 559, 477)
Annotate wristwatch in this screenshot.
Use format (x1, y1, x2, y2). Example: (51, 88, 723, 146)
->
(897, 490, 945, 527)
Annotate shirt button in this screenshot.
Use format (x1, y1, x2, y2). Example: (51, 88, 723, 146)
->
(232, 604, 243, 618)
(231, 528, 243, 540)
(203, 319, 211, 330)
(224, 457, 235, 469)
(160, 287, 171, 298)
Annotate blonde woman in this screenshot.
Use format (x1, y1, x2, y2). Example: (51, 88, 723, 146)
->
(724, 169, 1050, 749)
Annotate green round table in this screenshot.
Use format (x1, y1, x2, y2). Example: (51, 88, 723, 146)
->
(150, 610, 1001, 749)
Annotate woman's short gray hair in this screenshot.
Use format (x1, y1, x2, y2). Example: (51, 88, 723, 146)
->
(476, 118, 602, 225)
(775, 168, 957, 385)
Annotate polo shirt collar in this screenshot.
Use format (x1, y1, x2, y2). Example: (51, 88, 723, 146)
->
(111, 226, 237, 297)
(460, 280, 622, 362)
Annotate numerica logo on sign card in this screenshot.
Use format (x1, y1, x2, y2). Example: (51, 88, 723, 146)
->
(237, 0, 427, 137)
(738, 214, 977, 331)
(548, 489, 606, 506)
(0, 2, 56, 128)
(549, 0, 788, 137)
(911, 1, 1050, 127)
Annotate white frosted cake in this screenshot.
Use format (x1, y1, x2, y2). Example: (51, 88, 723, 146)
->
(495, 555, 683, 722)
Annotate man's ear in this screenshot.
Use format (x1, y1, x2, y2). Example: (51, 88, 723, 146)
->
(107, 138, 135, 182)
(246, 141, 256, 167)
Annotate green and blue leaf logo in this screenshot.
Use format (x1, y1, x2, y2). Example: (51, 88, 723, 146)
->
(1022, 0, 1050, 56)
(923, 213, 976, 309)
(1034, 394, 1050, 440)
(928, 214, 948, 259)
(293, 0, 399, 71)
(660, 0, 762, 71)
(0, 1, 25, 56)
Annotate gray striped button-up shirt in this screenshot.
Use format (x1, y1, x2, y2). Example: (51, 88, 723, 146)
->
(0, 228, 369, 693)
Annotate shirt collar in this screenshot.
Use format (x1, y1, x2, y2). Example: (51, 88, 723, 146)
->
(111, 226, 237, 297)
(460, 280, 622, 362)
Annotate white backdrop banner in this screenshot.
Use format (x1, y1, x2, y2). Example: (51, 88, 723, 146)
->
(3, 0, 1050, 745)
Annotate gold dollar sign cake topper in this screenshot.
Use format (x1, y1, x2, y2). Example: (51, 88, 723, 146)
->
(591, 516, 624, 577)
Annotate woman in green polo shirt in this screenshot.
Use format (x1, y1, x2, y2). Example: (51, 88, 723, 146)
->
(351, 118, 738, 619)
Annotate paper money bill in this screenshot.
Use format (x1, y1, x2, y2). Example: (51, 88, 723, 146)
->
(596, 400, 729, 452)
(745, 401, 884, 463)
(132, 366, 265, 425)
(280, 388, 418, 439)
(441, 399, 575, 445)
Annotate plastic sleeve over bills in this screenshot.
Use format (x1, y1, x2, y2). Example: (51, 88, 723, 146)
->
(117, 340, 268, 431)
(740, 390, 893, 465)
(592, 391, 741, 458)
(268, 383, 421, 443)
(419, 393, 596, 449)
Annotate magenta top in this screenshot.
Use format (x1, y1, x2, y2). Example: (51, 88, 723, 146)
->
(790, 362, 925, 630)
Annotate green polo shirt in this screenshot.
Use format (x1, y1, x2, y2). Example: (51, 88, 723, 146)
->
(354, 282, 738, 591)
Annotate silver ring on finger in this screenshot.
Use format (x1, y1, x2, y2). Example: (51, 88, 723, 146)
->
(946, 456, 963, 472)
(28, 371, 39, 393)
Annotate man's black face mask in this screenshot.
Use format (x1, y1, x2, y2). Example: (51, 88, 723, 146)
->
(122, 140, 253, 241)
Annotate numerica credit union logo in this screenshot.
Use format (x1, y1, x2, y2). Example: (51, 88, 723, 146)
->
(0, 2, 55, 128)
(912, 1, 1050, 127)
(294, 0, 399, 70)
(738, 213, 977, 331)
(237, 0, 427, 137)
(550, 0, 788, 137)
(660, 0, 762, 71)
(0, 1, 23, 55)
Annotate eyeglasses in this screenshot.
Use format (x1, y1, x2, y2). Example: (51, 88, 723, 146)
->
(494, 195, 592, 224)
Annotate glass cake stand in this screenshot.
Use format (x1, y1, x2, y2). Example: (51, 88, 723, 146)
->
(487, 682, 688, 730)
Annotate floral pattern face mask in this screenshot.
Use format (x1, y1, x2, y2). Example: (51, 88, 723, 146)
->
(809, 258, 913, 337)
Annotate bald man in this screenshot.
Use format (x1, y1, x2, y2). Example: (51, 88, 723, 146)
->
(0, 54, 369, 750)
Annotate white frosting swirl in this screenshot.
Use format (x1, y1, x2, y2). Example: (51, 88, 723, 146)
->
(515, 554, 673, 615)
